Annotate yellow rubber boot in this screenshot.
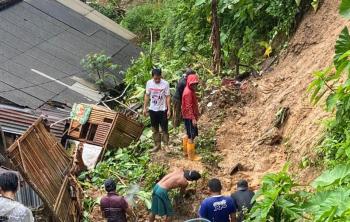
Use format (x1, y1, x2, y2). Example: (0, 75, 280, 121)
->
(187, 143, 201, 161)
(182, 137, 188, 156)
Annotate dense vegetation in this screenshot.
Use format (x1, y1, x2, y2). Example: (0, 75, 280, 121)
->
(79, 141, 168, 221)
(120, 0, 311, 103)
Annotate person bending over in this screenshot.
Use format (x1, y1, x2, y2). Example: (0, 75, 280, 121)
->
(149, 169, 201, 222)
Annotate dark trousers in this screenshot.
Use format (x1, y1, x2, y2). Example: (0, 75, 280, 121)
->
(184, 119, 198, 140)
(149, 110, 168, 133)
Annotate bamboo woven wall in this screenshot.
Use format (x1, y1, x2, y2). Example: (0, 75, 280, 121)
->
(7, 118, 81, 222)
(108, 113, 144, 148)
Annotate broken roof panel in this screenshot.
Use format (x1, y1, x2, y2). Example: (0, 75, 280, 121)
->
(0, 90, 44, 111)
(0, 104, 67, 138)
(51, 88, 93, 106)
(0, 0, 140, 109)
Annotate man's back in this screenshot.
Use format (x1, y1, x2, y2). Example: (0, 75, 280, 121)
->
(199, 195, 236, 222)
(158, 169, 188, 190)
(0, 197, 34, 222)
(231, 190, 255, 221)
(173, 75, 187, 101)
(100, 192, 128, 222)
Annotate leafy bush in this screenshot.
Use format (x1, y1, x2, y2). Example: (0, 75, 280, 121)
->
(80, 52, 119, 92)
(121, 3, 167, 43)
(305, 164, 350, 221)
(88, 0, 124, 23)
(248, 165, 305, 222)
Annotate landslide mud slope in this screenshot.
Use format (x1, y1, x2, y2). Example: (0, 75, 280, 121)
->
(216, 0, 350, 190)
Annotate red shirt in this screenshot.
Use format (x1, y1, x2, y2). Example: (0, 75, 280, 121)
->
(181, 74, 200, 120)
(100, 192, 128, 222)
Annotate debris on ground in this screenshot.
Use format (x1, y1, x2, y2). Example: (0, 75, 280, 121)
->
(254, 127, 283, 146)
(274, 107, 290, 128)
(230, 163, 244, 175)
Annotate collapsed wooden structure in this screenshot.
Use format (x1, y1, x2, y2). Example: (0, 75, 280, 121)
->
(68, 104, 143, 152)
(0, 104, 144, 221)
(7, 118, 82, 222)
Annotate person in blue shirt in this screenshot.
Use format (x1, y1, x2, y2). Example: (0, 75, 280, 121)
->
(198, 178, 237, 222)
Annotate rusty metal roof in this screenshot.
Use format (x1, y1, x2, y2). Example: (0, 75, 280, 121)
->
(0, 104, 68, 139)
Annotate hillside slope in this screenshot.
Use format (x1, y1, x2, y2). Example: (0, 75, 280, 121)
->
(216, 0, 350, 190)
(89, 1, 350, 221)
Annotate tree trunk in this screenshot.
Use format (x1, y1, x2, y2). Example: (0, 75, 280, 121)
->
(211, 0, 221, 75)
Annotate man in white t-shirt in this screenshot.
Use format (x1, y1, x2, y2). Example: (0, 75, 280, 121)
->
(143, 68, 171, 152)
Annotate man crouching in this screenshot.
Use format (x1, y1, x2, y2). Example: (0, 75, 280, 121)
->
(149, 169, 201, 222)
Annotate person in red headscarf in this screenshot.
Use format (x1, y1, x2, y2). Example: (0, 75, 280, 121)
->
(181, 74, 201, 160)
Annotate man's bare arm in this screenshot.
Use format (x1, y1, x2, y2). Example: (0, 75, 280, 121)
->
(100, 206, 105, 217)
(143, 94, 150, 116)
(166, 95, 171, 118)
(230, 213, 237, 222)
(126, 206, 133, 215)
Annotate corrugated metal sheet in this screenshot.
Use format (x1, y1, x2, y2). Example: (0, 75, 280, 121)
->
(0, 105, 67, 139)
(16, 182, 43, 208)
(39, 107, 70, 139)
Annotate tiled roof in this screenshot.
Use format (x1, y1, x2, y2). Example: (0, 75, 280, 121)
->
(0, 0, 140, 109)
(0, 0, 21, 10)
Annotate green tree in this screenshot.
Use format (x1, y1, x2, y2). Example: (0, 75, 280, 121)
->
(81, 53, 119, 92)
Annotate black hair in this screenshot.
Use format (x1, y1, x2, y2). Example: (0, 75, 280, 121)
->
(152, 68, 162, 77)
(184, 170, 201, 181)
(0, 172, 19, 193)
(237, 179, 249, 190)
(208, 178, 222, 193)
(104, 179, 116, 192)
(185, 68, 196, 76)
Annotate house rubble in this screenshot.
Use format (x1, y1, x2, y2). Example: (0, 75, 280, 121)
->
(0, 0, 143, 220)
